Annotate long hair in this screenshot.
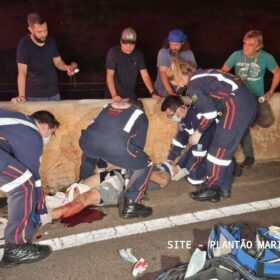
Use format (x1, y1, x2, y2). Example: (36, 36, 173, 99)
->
(162, 38, 190, 51)
(167, 57, 196, 87)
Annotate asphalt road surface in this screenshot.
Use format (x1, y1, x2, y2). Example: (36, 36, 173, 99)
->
(0, 161, 280, 280)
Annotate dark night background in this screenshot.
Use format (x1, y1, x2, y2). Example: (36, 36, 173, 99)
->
(0, 0, 279, 100)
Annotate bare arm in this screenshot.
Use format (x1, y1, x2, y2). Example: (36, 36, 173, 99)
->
(53, 56, 75, 76)
(106, 69, 122, 102)
(140, 69, 154, 94)
(140, 69, 161, 101)
(159, 66, 177, 96)
(220, 64, 231, 73)
(11, 63, 27, 104)
(264, 66, 280, 100)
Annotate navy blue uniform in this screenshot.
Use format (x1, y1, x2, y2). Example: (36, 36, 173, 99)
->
(79, 103, 152, 202)
(186, 69, 257, 190)
(168, 106, 214, 185)
(0, 108, 46, 245)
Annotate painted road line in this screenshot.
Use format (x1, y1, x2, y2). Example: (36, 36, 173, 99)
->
(0, 197, 280, 257)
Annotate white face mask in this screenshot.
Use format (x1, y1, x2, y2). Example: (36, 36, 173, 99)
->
(43, 135, 51, 145)
(170, 114, 182, 123)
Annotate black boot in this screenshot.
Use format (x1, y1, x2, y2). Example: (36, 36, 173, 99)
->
(232, 163, 243, 177)
(240, 157, 255, 169)
(120, 198, 152, 219)
(190, 187, 220, 202)
(219, 189, 231, 198)
(0, 243, 52, 267)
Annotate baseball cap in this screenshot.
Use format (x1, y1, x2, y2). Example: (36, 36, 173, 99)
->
(168, 29, 187, 43)
(121, 27, 137, 43)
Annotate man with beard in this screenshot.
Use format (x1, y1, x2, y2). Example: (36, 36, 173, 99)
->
(11, 13, 77, 103)
(154, 29, 197, 97)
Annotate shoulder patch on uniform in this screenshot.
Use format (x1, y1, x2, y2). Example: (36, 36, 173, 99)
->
(191, 94, 198, 102)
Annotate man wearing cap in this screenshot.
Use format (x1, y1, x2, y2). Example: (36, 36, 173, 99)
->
(155, 29, 197, 97)
(105, 27, 159, 102)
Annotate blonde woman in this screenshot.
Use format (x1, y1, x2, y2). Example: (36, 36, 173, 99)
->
(167, 58, 257, 202)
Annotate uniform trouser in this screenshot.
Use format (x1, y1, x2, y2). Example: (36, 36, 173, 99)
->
(80, 149, 152, 203)
(0, 149, 36, 245)
(206, 103, 255, 190)
(79, 154, 107, 181)
(80, 153, 152, 202)
(181, 150, 234, 191)
(79, 153, 98, 180)
(125, 163, 153, 202)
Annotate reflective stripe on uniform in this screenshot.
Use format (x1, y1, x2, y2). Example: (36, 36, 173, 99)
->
(187, 177, 204, 185)
(207, 153, 232, 166)
(192, 149, 207, 157)
(184, 128, 194, 135)
(197, 111, 217, 120)
(0, 169, 33, 192)
(123, 109, 143, 133)
(0, 118, 38, 132)
(190, 73, 238, 91)
(172, 139, 186, 148)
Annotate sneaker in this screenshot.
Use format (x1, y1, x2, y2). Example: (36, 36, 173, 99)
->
(0, 243, 52, 267)
(240, 157, 255, 169)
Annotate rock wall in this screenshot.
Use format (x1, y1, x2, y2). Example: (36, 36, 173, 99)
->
(1, 95, 280, 193)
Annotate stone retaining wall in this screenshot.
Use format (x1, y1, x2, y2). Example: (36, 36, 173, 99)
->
(1, 95, 280, 192)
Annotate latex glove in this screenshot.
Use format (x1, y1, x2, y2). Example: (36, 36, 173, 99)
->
(189, 130, 202, 146)
(172, 166, 190, 181)
(40, 213, 52, 226)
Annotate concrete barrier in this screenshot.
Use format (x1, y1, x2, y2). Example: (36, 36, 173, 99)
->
(1, 95, 280, 192)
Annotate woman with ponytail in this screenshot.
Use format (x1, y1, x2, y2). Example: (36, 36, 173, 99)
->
(166, 57, 257, 202)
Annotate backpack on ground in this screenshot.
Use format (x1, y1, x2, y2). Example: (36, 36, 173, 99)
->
(207, 224, 280, 279)
(155, 255, 261, 280)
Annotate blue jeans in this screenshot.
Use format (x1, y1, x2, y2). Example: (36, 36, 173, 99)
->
(27, 93, 61, 101)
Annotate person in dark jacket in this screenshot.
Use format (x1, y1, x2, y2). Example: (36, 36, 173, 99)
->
(79, 98, 153, 218)
(0, 108, 60, 267)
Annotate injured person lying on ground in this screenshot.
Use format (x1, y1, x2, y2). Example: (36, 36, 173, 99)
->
(45, 167, 171, 222)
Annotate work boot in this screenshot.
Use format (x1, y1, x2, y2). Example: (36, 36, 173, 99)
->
(0, 243, 52, 267)
(240, 157, 255, 169)
(120, 198, 152, 219)
(190, 188, 220, 202)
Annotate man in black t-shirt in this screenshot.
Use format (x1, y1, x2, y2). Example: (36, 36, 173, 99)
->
(11, 13, 77, 104)
(105, 27, 160, 102)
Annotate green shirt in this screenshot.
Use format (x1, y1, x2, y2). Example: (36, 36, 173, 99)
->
(224, 50, 278, 96)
